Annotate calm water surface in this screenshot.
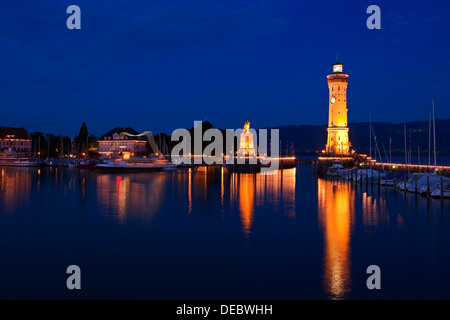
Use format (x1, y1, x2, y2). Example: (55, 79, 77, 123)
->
(0, 166, 449, 299)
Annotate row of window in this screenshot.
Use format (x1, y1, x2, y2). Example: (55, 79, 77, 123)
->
(99, 142, 135, 147)
(0, 147, 30, 151)
(331, 86, 346, 91)
(103, 136, 131, 140)
(330, 136, 348, 142)
(330, 121, 348, 126)
(0, 141, 29, 146)
(98, 145, 147, 151)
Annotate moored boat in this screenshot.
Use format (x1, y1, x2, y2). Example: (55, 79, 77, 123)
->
(405, 173, 449, 193)
(327, 161, 344, 177)
(0, 154, 43, 167)
(380, 172, 406, 186)
(430, 182, 450, 198)
(77, 159, 97, 169)
(95, 157, 176, 172)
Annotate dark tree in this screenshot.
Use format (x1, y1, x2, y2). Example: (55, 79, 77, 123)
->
(75, 122, 89, 154)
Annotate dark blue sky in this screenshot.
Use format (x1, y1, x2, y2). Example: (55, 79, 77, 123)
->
(0, 0, 449, 136)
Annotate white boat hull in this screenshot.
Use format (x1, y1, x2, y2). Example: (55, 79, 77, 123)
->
(95, 158, 177, 172)
(0, 161, 43, 167)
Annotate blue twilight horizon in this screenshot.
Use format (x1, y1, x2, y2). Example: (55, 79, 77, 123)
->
(0, 0, 449, 137)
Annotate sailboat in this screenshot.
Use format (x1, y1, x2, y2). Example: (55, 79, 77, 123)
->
(430, 181, 450, 198)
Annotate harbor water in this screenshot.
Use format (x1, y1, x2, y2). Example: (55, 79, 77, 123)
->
(0, 165, 449, 299)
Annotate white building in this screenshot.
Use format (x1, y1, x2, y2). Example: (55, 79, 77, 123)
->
(98, 127, 147, 158)
(0, 127, 32, 153)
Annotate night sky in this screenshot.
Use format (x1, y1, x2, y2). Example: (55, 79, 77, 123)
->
(0, 0, 449, 137)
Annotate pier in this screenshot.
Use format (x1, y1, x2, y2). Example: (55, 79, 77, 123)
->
(314, 153, 450, 199)
(179, 155, 296, 173)
(316, 152, 450, 177)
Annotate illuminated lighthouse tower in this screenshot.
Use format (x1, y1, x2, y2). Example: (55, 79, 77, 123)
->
(326, 61, 350, 154)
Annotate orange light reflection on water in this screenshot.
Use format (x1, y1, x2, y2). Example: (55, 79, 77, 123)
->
(238, 174, 254, 238)
(318, 179, 354, 300)
(188, 168, 192, 214)
(0, 168, 33, 214)
(96, 173, 166, 224)
(230, 168, 296, 238)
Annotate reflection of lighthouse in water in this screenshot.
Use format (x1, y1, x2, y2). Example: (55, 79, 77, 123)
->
(317, 179, 355, 299)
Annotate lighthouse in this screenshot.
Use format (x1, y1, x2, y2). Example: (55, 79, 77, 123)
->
(326, 60, 350, 154)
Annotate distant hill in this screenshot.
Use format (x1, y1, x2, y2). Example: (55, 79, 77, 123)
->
(265, 119, 450, 155)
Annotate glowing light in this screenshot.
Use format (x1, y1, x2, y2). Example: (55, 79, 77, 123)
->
(318, 156, 353, 161)
(243, 120, 250, 133)
(122, 152, 131, 160)
(238, 174, 254, 238)
(358, 154, 450, 171)
(188, 168, 192, 214)
(326, 63, 350, 155)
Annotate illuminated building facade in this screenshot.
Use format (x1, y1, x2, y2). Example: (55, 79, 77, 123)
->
(326, 61, 350, 154)
(98, 127, 147, 158)
(0, 127, 32, 153)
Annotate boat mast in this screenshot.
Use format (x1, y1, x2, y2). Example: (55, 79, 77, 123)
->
(404, 124, 407, 170)
(409, 127, 412, 167)
(159, 134, 162, 157)
(47, 134, 50, 160)
(371, 126, 385, 172)
(418, 145, 420, 168)
(428, 108, 431, 169)
(432, 98, 437, 170)
(369, 115, 372, 166)
(389, 132, 392, 165)
(163, 136, 166, 157)
(86, 135, 88, 159)
(369, 115, 372, 163)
